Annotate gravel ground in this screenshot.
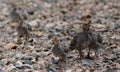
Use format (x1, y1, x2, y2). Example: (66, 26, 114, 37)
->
(0, 0, 120, 72)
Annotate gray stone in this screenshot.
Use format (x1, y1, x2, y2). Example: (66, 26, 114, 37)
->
(15, 61, 23, 68)
(22, 60, 33, 65)
(34, 48, 42, 52)
(0, 69, 4, 72)
(81, 59, 94, 67)
(112, 48, 120, 53)
(0, 48, 4, 53)
(0, 24, 4, 29)
(0, 55, 2, 60)
(27, 8, 35, 15)
(15, 52, 24, 59)
(21, 56, 34, 60)
(0, 62, 4, 66)
(32, 64, 38, 70)
(115, 24, 120, 28)
(111, 56, 118, 61)
(28, 19, 40, 28)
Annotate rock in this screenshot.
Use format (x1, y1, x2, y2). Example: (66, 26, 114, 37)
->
(67, 55, 73, 59)
(28, 19, 40, 28)
(6, 58, 18, 65)
(112, 48, 120, 53)
(80, 59, 94, 67)
(39, 69, 47, 72)
(0, 55, 3, 60)
(46, 67, 55, 72)
(43, 48, 49, 52)
(66, 70, 72, 72)
(32, 64, 38, 70)
(4, 43, 18, 50)
(16, 61, 32, 69)
(94, 24, 106, 29)
(21, 56, 34, 60)
(15, 61, 23, 68)
(56, 70, 63, 72)
(2, 7, 9, 16)
(110, 44, 117, 49)
(106, 66, 118, 72)
(92, 18, 102, 24)
(27, 8, 35, 15)
(116, 28, 120, 32)
(10, 23, 17, 28)
(0, 69, 4, 72)
(111, 56, 118, 61)
(0, 2, 4, 10)
(24, 69, 34, 72)
(0, 24, 4, 29)
(103, 56, 113, 63)
(0, 47, 4, 53)
(44, 2, 52, 8)
(104, 56, 111, 60)
(111, 35, 120, 40)
(22, 64, 32, 69)
(115, 24, 120, 28)
(0, 62, 4, 66)
(15, 52, 24, 59)
(28, 38, 34, 42)
(34, 48, 42, 52)
(22, 60, 33, 65)
(7, 64, 16, 72)
(26, 53, 40, 59)
(76, 69, 83, 72)
(95, 61, 105, 68)
(116, 53, 120, 58)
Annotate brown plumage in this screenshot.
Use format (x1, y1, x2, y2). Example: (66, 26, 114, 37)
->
(69, 21, 102, 59)
(16, 17, 31, 40)
(52, 37, 66, 61)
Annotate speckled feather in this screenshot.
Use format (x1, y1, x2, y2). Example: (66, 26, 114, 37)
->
(16, 19, 31, 40)
(69, 23, 102, 59)
(52, 37, 66, 61)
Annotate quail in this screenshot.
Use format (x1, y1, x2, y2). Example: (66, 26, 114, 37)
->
(52, 37, 66, 61)
(16, 16, 31, 40)
(69, 20, 102, 59)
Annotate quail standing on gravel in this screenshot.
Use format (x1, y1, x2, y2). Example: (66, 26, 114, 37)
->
(9, 3, 27, 22)
(69, 20, 102, 59)
(52, 37, 66, 62)
(16, 16, 31, 40)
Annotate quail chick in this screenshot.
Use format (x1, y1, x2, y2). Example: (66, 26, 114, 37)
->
(52, 37, 66, 61)
(76, 21, 92, 59)
(69, 21, 91, 51)
(69, 21, 102, 59)
(16, 16, 31, 40)
(9, 3, 27, 22)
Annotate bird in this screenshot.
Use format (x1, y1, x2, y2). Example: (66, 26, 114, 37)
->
(52, 37, 66, 62)
(69, 20, 102, 59)
(16, 16, 31, 41)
